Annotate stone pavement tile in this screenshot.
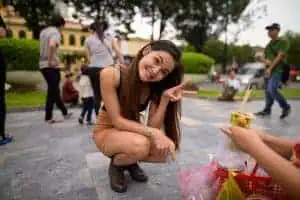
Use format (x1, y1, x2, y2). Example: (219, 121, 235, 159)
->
(95, 181, 181, 200)
(85, 152, 110, 169)
(56, 187, 99, 200)
(80, 134, 99, 154)
(180, 116, 203, 127)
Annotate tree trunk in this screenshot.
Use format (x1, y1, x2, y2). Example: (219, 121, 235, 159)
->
(31, 0, 40, 39)
(151, 2, 155, 41)
(32, 29, 40, 39)
(158, 12, 167, 40)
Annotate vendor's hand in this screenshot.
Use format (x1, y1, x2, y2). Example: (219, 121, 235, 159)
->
(162, 83, 184, 102)
(150, 128, 176, 160)
(220, 126, 263, 153)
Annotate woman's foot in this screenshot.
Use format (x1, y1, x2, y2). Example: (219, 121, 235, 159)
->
(86, 121, 94, 126)
(78, 117, 83, 125)
(64, 112, 73, 120)
(126, 163, 148, 182)
(109, 160, 127, 193)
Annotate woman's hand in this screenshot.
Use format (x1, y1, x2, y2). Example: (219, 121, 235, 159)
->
(221, 126, 263, 153)
(162, 83, 184, 102)
(149, 128, 176, 160)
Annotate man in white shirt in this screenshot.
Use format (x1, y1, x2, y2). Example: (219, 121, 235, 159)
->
(219, 68, 241, 101)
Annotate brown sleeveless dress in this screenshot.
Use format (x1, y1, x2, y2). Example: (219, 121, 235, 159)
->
(92, 66, 151, 145)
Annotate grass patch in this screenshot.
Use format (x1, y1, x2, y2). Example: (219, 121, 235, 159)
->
(198, 88, 300, 98)
(6, 91, 46, 109)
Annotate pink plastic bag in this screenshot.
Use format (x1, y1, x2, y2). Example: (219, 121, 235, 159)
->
(177, 162, 220, 200)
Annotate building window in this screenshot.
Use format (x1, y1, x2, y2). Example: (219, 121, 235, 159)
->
(6, 29, 13, 38)
(61, 35, 64, 45)
(80, 36, 86, 47)
(69, 34, 75, 46)
(19, 30, 26, 39)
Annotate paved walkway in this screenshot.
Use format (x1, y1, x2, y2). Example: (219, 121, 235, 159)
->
(1, 98, 299, 200)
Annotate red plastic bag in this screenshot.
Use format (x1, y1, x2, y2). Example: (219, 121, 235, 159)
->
(177, 162, 220, 200)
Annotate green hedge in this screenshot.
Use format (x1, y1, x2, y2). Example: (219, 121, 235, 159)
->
(0, 39, 40, 71)
(182, 52, 215, 74)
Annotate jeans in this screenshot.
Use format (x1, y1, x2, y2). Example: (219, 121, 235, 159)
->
(41, 68, 68, 121)
(87, 67, 103, 115)
(264, 74, 289, 112)
(80, 97, 94, 122)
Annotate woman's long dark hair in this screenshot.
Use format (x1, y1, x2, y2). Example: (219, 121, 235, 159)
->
(118, 40, 184, 149)
(91, 20, 108, 42)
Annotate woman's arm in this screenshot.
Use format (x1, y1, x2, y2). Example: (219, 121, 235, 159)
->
(86, 46, 91, 64)
(222, 127, 300, 199)
(247, 140, 300, 199)
(112, 38, 125, 64)
(148, 83, 184, 129)
(260, 133, 295, 159)
(148, 97, 169, 129)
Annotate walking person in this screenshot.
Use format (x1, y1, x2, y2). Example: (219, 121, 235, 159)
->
(85, 20, 124, 115)
(255, 23, 291, 119)
(39, 15, 72, 123)
(0, 19, 13, 145)
(78, 66, 94, 126)
(93, 40, 184, 193)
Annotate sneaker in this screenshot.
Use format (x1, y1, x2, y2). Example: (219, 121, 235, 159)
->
(86, 121, 94, 126)
(280, 106, 291, 119)
(64, 112, 73, 120)
(45, 118, 63, 124)
(255, 110, 271, 117)
(78, 117, 83, 125)
(0, 135, 13, 146)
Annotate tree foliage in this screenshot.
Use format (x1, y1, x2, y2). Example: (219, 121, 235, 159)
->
(172, 0, 251, 52)
(64, 0, 137, 37)
(3, 0, 55, 39)
(284, 31, 300, 65)
(138, 0, 180, 40)
(201, 38, 254, 65)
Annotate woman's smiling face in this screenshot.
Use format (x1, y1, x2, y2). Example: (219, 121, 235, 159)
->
(138, 50, 175, 82)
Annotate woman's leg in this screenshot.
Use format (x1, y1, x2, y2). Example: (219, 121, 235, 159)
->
(93, 129, 151, 165)
(86, 97, 94, 122)
(94, 129, 151, 193)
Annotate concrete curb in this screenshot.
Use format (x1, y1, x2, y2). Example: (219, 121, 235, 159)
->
(183, 93, 300, 101)
(7, 105, 80, 113)
(7, 92, 300, 113)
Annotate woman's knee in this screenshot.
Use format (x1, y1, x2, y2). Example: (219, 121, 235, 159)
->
(129, 136, 150, 159)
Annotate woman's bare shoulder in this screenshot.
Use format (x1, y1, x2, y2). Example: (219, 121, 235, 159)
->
(101, 66, 120, 87)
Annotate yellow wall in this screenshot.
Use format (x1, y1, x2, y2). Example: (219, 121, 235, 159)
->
(1, 9, 150, 56)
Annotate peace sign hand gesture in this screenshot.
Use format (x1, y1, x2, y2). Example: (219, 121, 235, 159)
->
(162, 83, 185, 102)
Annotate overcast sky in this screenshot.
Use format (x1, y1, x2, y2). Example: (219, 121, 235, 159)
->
(66, 0, 300, 47)
(235, 0, 300, 46)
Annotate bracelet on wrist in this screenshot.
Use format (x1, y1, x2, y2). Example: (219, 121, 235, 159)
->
(145, 127, 153, 138)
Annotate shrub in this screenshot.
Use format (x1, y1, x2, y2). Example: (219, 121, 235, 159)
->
(182, 52, 215, 74)
(0, 39, 40, 71)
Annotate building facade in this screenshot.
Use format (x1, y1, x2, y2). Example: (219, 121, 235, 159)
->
(0, 5, 149, 58)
